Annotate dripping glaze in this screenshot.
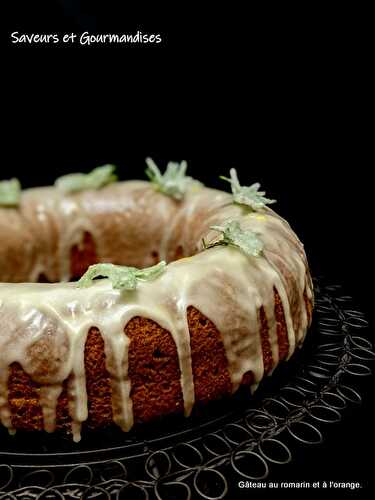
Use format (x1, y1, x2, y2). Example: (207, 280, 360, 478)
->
(0, 182, 313, 441)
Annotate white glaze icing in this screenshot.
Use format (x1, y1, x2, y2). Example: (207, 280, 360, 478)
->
(0, 182, 313, 440)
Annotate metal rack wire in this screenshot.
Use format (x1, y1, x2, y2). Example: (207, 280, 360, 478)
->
(0, 278, 374, 499)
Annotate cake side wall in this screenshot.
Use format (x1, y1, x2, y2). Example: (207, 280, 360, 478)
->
(0, 183, 313, 438)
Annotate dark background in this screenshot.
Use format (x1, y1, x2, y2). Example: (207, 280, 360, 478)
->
(3, 1, 374, 494)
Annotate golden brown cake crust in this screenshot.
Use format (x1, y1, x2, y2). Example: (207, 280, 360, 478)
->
(5, 235, 311, 436)
(8, 362, 43, 431)
(188, 306, 232, 405)
(2, 188, 313, 437)
(84, 327, 113, 430)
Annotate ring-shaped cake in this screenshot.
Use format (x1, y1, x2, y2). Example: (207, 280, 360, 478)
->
(0, 163, 313, 441)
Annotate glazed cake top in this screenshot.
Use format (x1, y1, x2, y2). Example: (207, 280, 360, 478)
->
(0, 163, 313, 440)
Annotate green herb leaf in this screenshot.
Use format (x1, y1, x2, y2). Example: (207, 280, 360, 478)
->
(203, 219, 264, 257)
(145, 158, 202, 200)
(55, 164, 117, 193)
(220, 168, 276, 210)
(0, 178, 21, 207)
(77, 261, 167, 291)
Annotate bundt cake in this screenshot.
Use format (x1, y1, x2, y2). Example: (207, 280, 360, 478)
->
(0, 162, 313, 441)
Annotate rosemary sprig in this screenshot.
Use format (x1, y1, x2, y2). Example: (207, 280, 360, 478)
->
(0, 178, 21, 207)
(55, 164, 117, 194)
(220, 168, 276, 210)
(202, 219, 263, 257)
(145, 158, 202, 200)
(77, 261, 166, 291)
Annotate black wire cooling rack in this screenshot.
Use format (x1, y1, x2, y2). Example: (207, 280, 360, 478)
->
(0, 278, 374, 499)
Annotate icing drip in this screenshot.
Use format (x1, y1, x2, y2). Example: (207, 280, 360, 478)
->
(39, 384, 63, 433)
(94, 313, 133, 432)
(68, 327, 89, 442)
(0, 182, 312, 438)
(0, 373, 12, 431)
